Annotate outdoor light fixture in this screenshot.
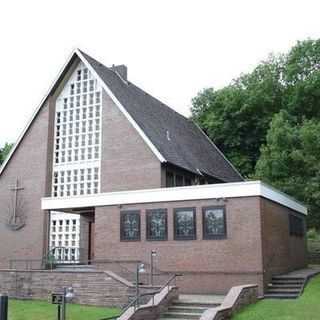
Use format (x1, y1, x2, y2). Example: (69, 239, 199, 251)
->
(150, 250, 157, 286)
(51, 287, 75, 320)
(138, 263, 145, 274)
(65, 287, 75, 303)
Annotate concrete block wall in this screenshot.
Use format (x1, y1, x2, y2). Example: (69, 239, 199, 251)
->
(200, 284, 259, 320)
(0, 270, 132, 307)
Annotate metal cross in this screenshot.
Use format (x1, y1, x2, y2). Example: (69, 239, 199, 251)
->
(10, 179, 24, 224)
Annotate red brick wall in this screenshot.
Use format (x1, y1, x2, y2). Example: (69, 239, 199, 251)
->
(94, 197, 264, 294)
(0, 102, 51, 268)
(260, 198, 308, 288)
(100, 90, 162, 192)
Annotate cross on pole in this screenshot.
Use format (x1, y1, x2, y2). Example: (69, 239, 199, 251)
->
(10, 179, 24, 225)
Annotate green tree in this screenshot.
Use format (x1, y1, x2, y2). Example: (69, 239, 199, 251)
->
(192, 39, 320, 228)
(192, 55, 283, 177)
(255, 111, 320, 228)
(0, 143, 13, 165)
(283, 40, 320, 121)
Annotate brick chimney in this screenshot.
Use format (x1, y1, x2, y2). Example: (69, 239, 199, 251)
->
(111, 64, 128, 81)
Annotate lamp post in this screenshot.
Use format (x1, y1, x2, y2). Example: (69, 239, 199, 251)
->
(0, 295, 8, 320)
(52, 287, 75, 320)
(63, 287, 75, 320)
(135, 263, 145, 309)
(150, 250, 157, 286)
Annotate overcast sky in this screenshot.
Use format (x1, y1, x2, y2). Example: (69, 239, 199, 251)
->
(0, 0, 319, 147)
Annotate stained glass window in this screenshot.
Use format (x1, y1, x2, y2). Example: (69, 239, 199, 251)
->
(203, 206, 226, 239)
(120, 211, 141, 241)
(146, 209, 167, 241)
(174, 208, 196, 240)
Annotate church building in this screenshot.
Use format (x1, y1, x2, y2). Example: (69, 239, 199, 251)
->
(0, 49, 307, 297)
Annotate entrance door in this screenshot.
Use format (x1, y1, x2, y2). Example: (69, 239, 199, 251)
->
(88, 221, 95, 263)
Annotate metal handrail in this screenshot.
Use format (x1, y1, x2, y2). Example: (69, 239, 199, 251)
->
(101, 273, 182, 320)
(159, 273, 182, 292)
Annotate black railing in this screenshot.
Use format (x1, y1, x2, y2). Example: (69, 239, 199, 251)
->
(100, 273, 182, 320)
(9, 247, 84, 270)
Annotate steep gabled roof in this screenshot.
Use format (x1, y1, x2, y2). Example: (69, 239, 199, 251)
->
(79, 50, 243, 182)
(0, 49, 243, 182)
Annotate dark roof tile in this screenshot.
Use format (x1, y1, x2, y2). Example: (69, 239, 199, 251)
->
(81, 51, 243, 182)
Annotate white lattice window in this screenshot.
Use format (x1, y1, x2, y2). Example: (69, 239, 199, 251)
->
(49, 212, 81, 262)
(52, 62, 102, 198)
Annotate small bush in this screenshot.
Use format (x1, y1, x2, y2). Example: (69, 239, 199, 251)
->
(307, 228, 319, 240)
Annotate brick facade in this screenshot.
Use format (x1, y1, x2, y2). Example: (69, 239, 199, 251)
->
(93, 196, 307, 295)
(0, 269, 132, 307)
(95, 197, 306, 293)
(0, 102, 51, 269)
(0, 52, 308, 300)
(100, 90, 162, 192)
(260, 198, 308, 289)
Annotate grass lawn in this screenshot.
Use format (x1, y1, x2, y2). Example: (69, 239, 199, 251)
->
(7, 299, 120, 320)
(233, 274, 320, 320)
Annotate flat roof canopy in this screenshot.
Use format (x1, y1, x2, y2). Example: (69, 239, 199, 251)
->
(41, 181, 307, 215)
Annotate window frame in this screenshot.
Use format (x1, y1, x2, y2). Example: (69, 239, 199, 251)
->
(174, 207, 197, 240)
(289, 213, 304, 237)
(120, 210, 141, 242)
(146, 209, 168, 241)
(202, 205, 227, 240)
(166, 171, 175, 187)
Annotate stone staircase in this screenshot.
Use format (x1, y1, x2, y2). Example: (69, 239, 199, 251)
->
(159, 295, 223, 320)
(55, 264, 97, 272)
(264, 275, 304, 299)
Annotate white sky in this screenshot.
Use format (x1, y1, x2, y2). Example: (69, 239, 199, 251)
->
(0, 0, 319, 147)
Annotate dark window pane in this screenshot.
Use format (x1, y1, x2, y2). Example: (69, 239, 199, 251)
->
(203, 206, 226, 239)
(174, 208, 196, 240)
(166, 172, 174, 187)
(146, 209, 167, 241)
(176, 175, 183, 187)
(185, 178, 192, 186)
(289, 214, 304, 237)
(120, 211, 140, 241)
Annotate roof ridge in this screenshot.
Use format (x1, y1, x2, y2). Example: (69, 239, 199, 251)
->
(78, 49, 128, 83)
(79, 48, 243, 182)
(79, 49, 191, 123)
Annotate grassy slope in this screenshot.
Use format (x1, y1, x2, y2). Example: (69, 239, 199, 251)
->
(8, 300, 120, 320)
(233, 274, 320, 320)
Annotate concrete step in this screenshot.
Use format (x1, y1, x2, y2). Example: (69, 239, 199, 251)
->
(268, 284, 301, 289)
(160, 318, 195, 320)
(160, 312, 201, 319)
(172, 300, 219, 309)
(264, 293, 298, 299)
(271, 279, 304, 285)
(272, 276, 304, 281)
(55, 264, 96, 269)
(168, 305, 206, 314)
(267, 288, 300, 294)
